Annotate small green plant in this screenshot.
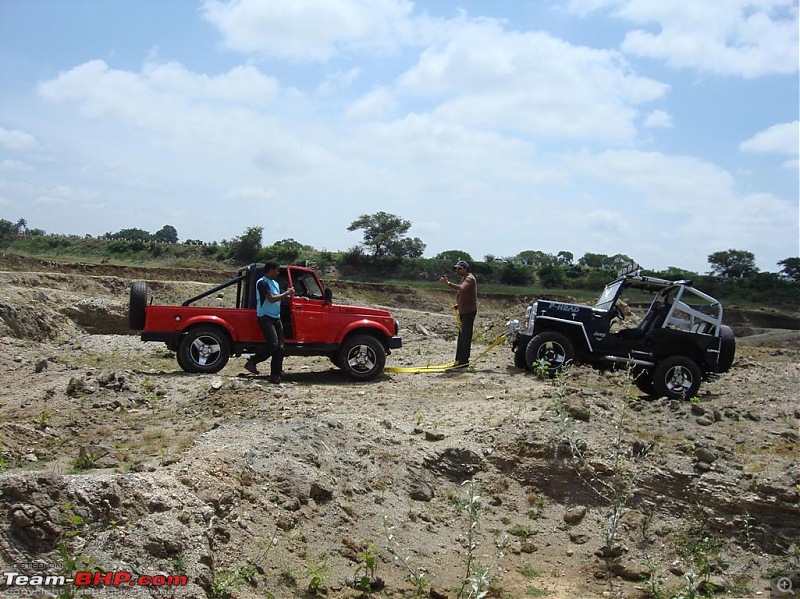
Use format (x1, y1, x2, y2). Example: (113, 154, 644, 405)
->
(457, 479, 508, 599)
(642, 555, 666, 598)
(519, 564, 541, 579)
(533, 358, 551, 379)
(171, 554, 187, 575)
(306, 558, 329, 594)
(383, 515, 430, 598)
(353, 543, 379, 595)
(70, 449, 98, 473)
(507, 524, 533, 539)
(37, 408, 54, 430)
(209, 571, 234, 598)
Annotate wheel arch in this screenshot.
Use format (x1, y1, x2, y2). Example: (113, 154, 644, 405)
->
(180, 316, 237, 344)
(533, 321, 589, 353)
(339, 323, 391, 349)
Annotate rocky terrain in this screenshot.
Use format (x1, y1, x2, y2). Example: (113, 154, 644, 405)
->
(0, 254, 798, 599)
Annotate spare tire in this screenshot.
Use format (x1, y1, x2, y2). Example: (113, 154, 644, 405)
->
(717, 325, 735, 373)
(129, 281, 147, 330)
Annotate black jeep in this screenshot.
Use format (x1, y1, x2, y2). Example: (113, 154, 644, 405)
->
(507, 269, 735, 399)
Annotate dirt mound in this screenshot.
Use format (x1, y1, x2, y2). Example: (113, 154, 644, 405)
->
(0, 257, 798, 599)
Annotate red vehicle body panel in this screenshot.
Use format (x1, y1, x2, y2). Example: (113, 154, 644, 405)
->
(135, 264, 401, 378)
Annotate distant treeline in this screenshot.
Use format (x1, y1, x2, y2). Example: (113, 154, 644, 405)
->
(1, 218, 798, 309)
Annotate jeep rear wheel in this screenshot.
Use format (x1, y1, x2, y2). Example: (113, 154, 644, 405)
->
(652, 356, 701, 400)
(129, 281, 147, 330)
(718, 325, 736, 373)
(338, 335, 385, 381)
(178, 326, 231, 374)
(525, 332, 574, 377)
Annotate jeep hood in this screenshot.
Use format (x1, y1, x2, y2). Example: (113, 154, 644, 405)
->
(331, 303, 394, 319)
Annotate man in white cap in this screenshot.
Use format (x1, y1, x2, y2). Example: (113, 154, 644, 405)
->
(439, 260, 477, 366)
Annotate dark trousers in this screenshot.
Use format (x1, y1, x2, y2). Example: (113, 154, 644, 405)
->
(455, 311, 476, 365)
(251, 316, 284, 377)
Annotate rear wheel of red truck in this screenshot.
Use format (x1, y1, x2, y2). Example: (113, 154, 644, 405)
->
(178, 326, 231, 373)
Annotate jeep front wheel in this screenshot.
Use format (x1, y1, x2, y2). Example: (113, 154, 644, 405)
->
(631, 366, 655, 395)
(338, 335, 386, 381)
(652, 356, 701, 400)
(178, 326, 231, 374)
(525, 332, 574, 377)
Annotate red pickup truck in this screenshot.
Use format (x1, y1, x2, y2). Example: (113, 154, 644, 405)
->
(129, 263, 402, 380)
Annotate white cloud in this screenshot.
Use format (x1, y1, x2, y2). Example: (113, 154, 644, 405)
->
(740, 121, 799, 156)
(567, 0, 799, 77)
(0, 127, 38, 151)
(564, 148, 798, 268)
(346, 88, 396, 120)
(643, 109, 672, 128)
(317, 68, 361, 95)
(225, 186, 279, 202)
(398, 21, 668, 142)
(0, 160, 33, 172)
(201, 0, 416, 60)
(38, 60, 279, 117)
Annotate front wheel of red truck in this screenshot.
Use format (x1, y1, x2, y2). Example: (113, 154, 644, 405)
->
(178, 326, 231, 374)
(338, 335, 386, 381)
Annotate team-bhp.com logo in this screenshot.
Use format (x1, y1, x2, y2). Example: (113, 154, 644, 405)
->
(3, 570, 188, 591)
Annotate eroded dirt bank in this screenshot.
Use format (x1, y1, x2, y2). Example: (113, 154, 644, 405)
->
(0, 256, 798, 599)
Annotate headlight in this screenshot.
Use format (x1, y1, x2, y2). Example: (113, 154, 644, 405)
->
(527, 301, 538, 326)
(507, 319, 520, 342)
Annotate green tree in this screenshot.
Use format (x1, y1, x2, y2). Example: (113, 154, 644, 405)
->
(556, 250, 574, 266)
(435, 250, 474, 264)
(106, 228, 151, 242)
(264, 238, 311, 263)
(538, 264, 566, 288)
(229, 226, 263, 263)
(517, 250, 556, 267)
(707, 249, 759, 278)
(777, 257, 800, 281)
(347, 212, 426, 258)
(0, 219, 15, 239)
(500, 262, 532, 286)
(153, 224, 178, 244)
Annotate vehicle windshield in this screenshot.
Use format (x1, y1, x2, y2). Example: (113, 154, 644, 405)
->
(594, 279, 623, 311)
(291, 271, 324, 299)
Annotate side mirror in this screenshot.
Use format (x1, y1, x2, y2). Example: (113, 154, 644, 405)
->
(324, 288, 333, 304)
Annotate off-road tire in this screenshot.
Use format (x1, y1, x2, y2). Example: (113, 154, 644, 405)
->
(338, 335, 386, 381)
(129, 281, 147, 330)
(717, 325, 736, 373)
(513, 347, 528, 370)
(525, 332, 574, 378)
(652, 355, 701, 400)
(631, 366, 655, 395)
(178, 326, 231, 374)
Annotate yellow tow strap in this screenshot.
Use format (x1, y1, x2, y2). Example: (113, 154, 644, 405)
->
(384, 331, 508, 374)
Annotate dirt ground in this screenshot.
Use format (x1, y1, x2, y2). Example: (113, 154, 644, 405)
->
(0, 255, 798, 599)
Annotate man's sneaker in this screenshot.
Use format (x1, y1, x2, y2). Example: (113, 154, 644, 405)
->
(244, 361, 259, 375)
(270, 376, 282, 384)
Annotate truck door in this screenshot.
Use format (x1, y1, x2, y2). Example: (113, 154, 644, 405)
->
(286, 268, 331, 344)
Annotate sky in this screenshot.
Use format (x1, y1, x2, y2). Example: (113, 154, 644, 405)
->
(0, 0, 798, 274)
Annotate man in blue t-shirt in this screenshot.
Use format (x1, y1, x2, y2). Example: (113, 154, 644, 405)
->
(245, 261, 295, 383)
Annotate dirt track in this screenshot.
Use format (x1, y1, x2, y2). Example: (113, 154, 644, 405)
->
(0, 256, 798, 599)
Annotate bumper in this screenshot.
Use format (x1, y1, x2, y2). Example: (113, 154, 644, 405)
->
(388, 336, 402, 350)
